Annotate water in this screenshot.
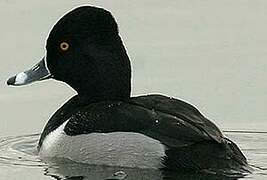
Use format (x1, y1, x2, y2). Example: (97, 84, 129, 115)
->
(1, 0, 267, 179)
(0, 132, 266, 180)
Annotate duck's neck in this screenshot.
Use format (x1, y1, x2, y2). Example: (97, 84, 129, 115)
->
(75, 39, 132, 104)
(77, 90, 131, 104)
(75, 69, 131, 104)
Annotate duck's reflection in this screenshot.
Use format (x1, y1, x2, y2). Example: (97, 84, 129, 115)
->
(42, 158, 245, 180)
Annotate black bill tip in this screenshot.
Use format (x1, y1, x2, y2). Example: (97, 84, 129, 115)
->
(7, 76, 16, 86)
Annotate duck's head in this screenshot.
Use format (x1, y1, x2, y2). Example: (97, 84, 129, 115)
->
(7, 6, 131, 102)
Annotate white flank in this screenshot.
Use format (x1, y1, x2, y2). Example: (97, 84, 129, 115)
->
(39, 120, 166, 169)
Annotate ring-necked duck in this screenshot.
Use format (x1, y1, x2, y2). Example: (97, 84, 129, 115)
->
(7, 6, 250, 175)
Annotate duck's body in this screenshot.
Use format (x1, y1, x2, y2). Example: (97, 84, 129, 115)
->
(7, 6, 249, 175)
(37, 94, 248, 173)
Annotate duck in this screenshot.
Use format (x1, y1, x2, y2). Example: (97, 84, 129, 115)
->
(7, 6, 250, 175)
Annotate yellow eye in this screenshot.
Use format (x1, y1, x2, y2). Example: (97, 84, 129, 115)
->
(60, 42, 69, 51)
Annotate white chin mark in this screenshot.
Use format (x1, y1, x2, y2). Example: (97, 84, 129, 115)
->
(15, 72, 27, 85)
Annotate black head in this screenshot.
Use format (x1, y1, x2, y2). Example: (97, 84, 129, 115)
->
(7, 6, 131, 102)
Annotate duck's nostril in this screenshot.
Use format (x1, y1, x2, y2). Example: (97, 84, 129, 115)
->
(7, 76, 16, 85)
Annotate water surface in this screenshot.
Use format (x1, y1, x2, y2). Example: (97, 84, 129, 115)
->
(0, 132, 266, 179)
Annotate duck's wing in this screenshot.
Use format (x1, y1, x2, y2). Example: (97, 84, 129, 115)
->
(130, 94, 225, 145)
(62, 94, 224, 148)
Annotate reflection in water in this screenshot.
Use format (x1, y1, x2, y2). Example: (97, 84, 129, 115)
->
(0, 132, 266, 179)
(43, 158, 245, 180)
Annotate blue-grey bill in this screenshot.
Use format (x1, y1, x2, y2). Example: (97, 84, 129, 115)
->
(7, 57, 51, 86)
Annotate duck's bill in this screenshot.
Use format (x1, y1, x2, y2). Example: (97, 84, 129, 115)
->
(7, 57, 52, 86)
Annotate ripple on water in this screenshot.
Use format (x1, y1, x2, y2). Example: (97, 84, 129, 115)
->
(0, 132, 267, 179)
(0, 134, 44, 167)
(226, 131, 267, 179)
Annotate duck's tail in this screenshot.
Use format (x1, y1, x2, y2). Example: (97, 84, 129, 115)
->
(163, 138, 251, 176)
